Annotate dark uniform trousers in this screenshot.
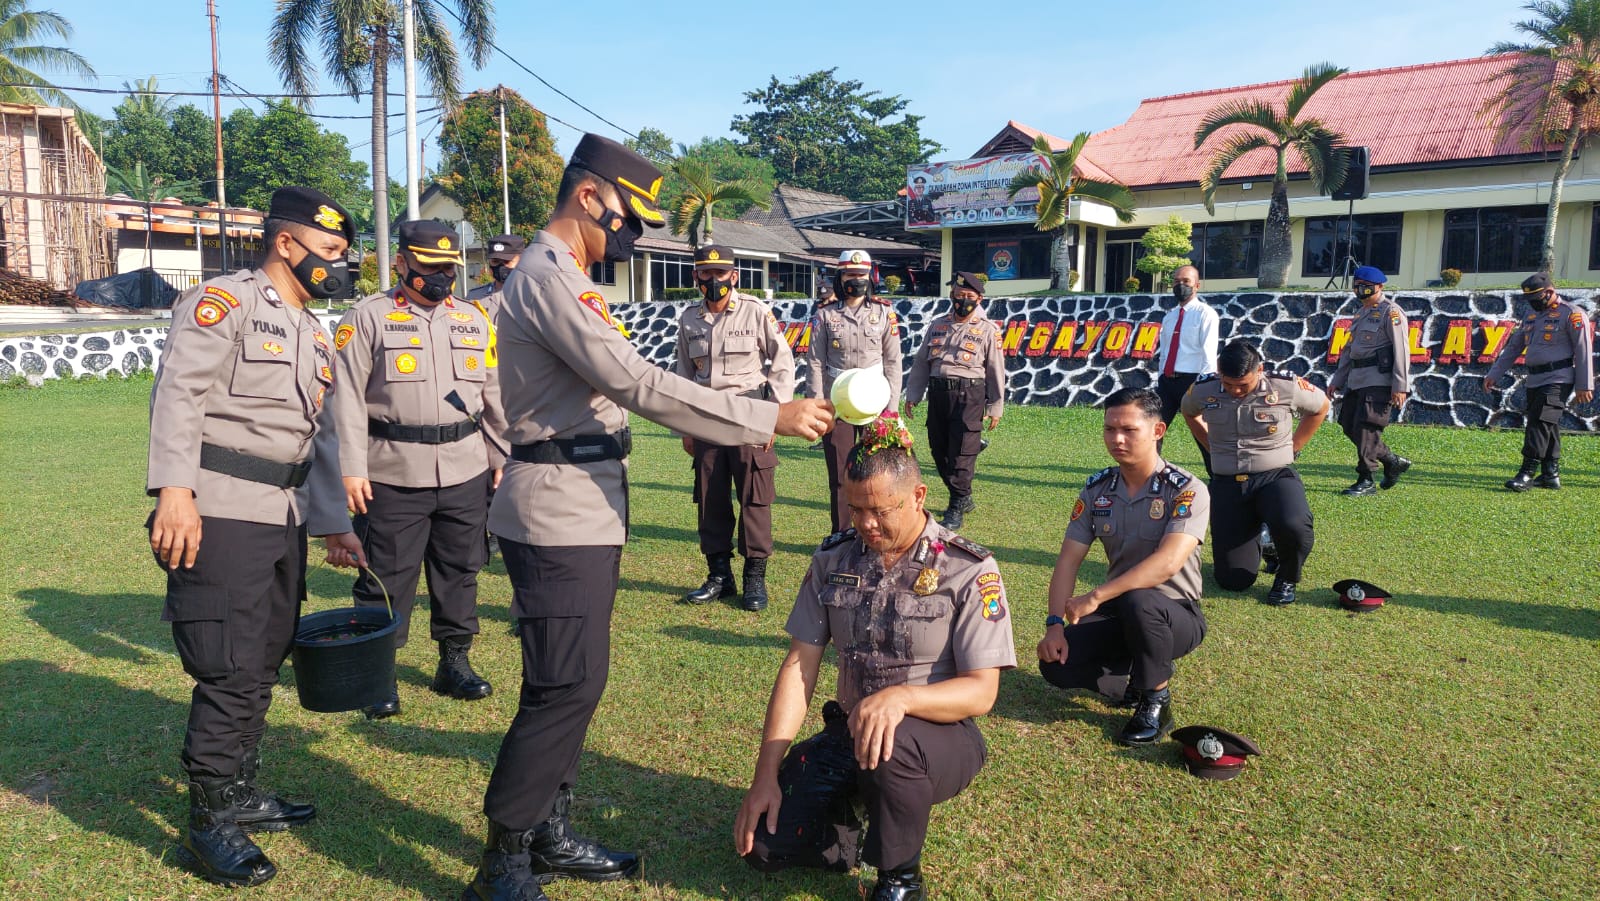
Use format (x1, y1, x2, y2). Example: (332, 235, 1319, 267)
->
(1210, 469, 1314, 591)
(1038, 589, 1206, 694)
(1336, 385, 1396, 476)
(1156, 373, 1213, 475)
(155, 514, 306, 780)
(822, 422, 863, 534)
(750, 712, 986, 872)
(692, 440, 777, 558)
(926, 379, 984, 501)
(484, 541, 621, 830)
(352, 470, 492, 647)
(1523, 382, 1574, 462)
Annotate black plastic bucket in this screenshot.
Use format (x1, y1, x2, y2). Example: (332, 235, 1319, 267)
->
(290, 607, 399, 712)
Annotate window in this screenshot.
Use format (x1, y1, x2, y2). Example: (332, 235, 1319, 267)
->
(589, 260, 616, 285)
(736, 258, 765, 292)
(1589, 204, 1600, 270)
(951, 224, 1054, 280)
(1302, 213, 1402, 276)
(1442, 205, 1545, 273)
(770, 261, 814, 296)
(1190, 221, 1262, 280)
(649, 252, 694, 299)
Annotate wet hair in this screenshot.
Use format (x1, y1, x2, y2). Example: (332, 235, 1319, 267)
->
(1103, 386, 1163, 420)
(1218, 339, 1264, 378)
(845, 445, 921, 488)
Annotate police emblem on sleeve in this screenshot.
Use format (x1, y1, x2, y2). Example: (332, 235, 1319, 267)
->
(334, 324, 355, 349)
(579, 291, 613, 324)
(1070, 498, 1085, 521)
(194, 297, 228, 327)
(977, 572, 1005, 622)
(1173, 490, 1195, 519)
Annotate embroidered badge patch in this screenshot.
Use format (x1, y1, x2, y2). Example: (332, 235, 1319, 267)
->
(1389, 310, 1402, 326)
(262, 341, 284, 356)
(395, 353, 418, 374)
(1571, 312, 1585, 329)
(465, 355, 479, 371)
(449, 312, 473, 323)
(194, 298, 227, 327)
(319, 365, 333, 382)
(913, 567, 940, 596)
(1093, 495, 1113, 509)
(204, 286, 240, 308)
(1070, 498, 1085, 521)
(461, 337, 481, 347)
(579, 291, 612, 324)
(978, 575, 1006, 622)
(312, 330, 329, 349)
(334, 324, 355, 349)
(1149, 498, 1165, 519)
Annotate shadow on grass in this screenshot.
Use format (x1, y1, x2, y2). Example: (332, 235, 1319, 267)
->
(629, 479, 834, 515)
(629, 523, 818, 558)
(659, 624, 790, 651)
(15, 588, 172, 663)
(0, 659, 478, 898)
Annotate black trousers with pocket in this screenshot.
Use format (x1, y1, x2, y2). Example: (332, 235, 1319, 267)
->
(925, 379, 985, 503)
(1209, 468, 1315, 590)
(693, 441, 777, 558)
(1337, 385, 1395, 477)
(1523, 382, 1573, 462)
(1038, 588, 1206, 694)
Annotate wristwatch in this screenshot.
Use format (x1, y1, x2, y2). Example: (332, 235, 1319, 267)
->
(1044, 615, 1067, 629)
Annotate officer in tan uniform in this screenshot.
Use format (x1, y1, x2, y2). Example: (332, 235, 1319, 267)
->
(1181, 339, 1328, 607)
(736, 417, 1014, 901)
(810, 249, 902, 537)
(1327, 266, 1411, 497)
(1037, 388, 1208, 746)
(467, 233, 528, 324)
(463, 133, 834, 901)
(146, 186, 365, 888)
(675, 243, 796, 612)
(903, 270, 1005, 530)
(332, 219, 508, 719)
(1484, 272, 1595, 491)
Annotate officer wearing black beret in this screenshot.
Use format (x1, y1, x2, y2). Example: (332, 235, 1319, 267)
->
(469, 233, 529, 323)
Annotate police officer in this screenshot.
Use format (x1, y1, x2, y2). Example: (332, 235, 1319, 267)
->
(332, 219, 508, 719)
(676, 243, 796, 612)
(1484, 272, 1595, 491)
(1037, 387, 1208, 745)
(1154, 264, 1219, 473)
(1327, 266, 1411, 496)
(464, 134, 834, 901)
(468, 233, 528, 324)
(735, 417, 1015, 901)
(810, 249, 902, 536)
(903, 270, 1005, 530)
(146, 186, 366, 887)
(1181, 340, 1329, 607)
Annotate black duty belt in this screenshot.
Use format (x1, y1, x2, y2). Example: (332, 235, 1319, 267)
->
(368, 418, 480, 444)
(1528, 360, 1572, 375)
(739, 385, 772, 400)
(1352, 355, 1393, 373)
(200, 443, 312, 489)
(510, 428, 632, 465)
(930, 376, 981, 389)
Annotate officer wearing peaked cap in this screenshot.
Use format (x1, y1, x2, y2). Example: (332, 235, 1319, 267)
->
(469, 233, 529, 324)
(146, 185, 365, 887)
(1327, 265, 1412, 497)
(463, 133, 835, 901)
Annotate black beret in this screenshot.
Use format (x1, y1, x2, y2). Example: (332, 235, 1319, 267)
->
(486, 234, 528, 260)
(1521, 272, 1554, 293)
(948, 271, 985, 296)
(267, 186, 353, 244)
(1170, 725, 1262, 781)
(569, 133, 666, 228)
(395, 219, 463, 264)
(1331, 578, 1390, 612)
(693, 244, 736, 269)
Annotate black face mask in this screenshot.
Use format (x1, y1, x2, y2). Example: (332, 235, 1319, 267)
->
(839, 277, 870, 299)
(697, 275, 733, 302)
(404, 263, 454, 303)
(1172, 283, 1195, 304)
(489, 263, 512, 284)
(1528, 291, 1553, 312)
(1355, 284, 1378, 300)
(288, 234, 348, 300)
(952, 297, 978, 318)
(591, 201, 642, 263)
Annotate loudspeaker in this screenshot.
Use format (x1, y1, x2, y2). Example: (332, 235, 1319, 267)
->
(1332, 146, 1370, 201)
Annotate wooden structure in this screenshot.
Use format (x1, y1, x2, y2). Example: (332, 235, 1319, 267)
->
(0, 104, 111, 291)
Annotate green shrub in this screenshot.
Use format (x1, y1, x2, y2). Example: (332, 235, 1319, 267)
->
(1123, 276, 1142, 292)
(1440, 268, 1462, 288)
(1066, 270, 1081, 290)
(773, 291, 809, 299)
(665, 287, 702, 301)
(883, 275, 902, 294)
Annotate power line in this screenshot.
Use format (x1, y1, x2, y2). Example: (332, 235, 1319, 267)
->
(3, 80, 443, 101)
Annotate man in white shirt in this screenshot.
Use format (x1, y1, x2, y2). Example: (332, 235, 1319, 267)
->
(1153, 265, 1219, 474)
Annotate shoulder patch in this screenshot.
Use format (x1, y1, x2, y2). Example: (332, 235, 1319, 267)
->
(194, 297, 228, 327)
(204, 285, 240, 308)
(334, 323, 356, 350)
(1571, 312, 1586, 329)
(579, 290, 612, 324)
(1389, 310, 1402, 326)
(946, 534, 992, 560)
(1295, 376, 1316, 392)
(819, 528, 857, 551)
(1086, 466, 1116, 487)
(1163, 466, 1191, 489)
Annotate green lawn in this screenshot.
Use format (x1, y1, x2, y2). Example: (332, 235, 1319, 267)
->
(1, 378, 1596, 900)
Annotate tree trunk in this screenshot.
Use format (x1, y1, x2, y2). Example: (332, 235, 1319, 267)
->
(1049, 226, 1071, 292)
(372, 34, 391, 292)
(1541, 114, 1583, 276)
(1259, 171, 1292, 289)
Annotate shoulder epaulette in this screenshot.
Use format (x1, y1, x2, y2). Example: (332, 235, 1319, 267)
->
(946, 534, 991, 560)
(1085, 466, 1116, 487)
(1194, 373, 1219, 384)
(870, 296, 893, 306)
(819, 529, 856, 551)
(1163, 465, 1191, 489)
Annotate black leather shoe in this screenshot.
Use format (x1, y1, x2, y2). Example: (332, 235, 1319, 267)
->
(463, 821, 550, 901)
(180, 777, 276, 887)
(682, 553, 736, 604)
(232, 751, 314, 832)
(979, 438, 990, 453)
(1116, 687, 1172, 745)
(1259, 525, 1280, 575)
(872, 864, 924, 900)
(740, 557, 769, 612)
(1340, 476, 1377, 497)
(363, 682, 400, 720)
(528, 789, 640, 883)
(1379, 454, 1411, 489)
(1505, 459, 1537, 492)
(1265, 579, 1297, 607)
(1535, 460, 1561, 489)
(433, 637, 493, 700)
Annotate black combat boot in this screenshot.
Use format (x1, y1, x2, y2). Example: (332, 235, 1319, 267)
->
(528, 788, 640, 883)
(231, 750, 315, 832)
(363, 681, 400, 719)
(1379, 454, 1411, 489)
(462, 821, 550, 901)
(682, 553, 736, 604)
(940, 494, 972, 530)
(433, 636, 493, 700)
(1259, 524, 1280, 575)
(741, 557, 769, 612)
(179, 776, 277, 887)
(1505, 457, 1538, 492)
(872, 863, 925, 900)
(1535, 459, 1562, 489)
(1340, 474, 1377, 497)
(1265, 578, 1298, 607)
(1116, 687, 1173, 745)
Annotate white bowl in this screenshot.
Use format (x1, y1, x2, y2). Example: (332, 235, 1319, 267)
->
(831, 367, 891, 426)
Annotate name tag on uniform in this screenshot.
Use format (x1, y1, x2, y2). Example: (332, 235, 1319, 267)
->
(827, 573, 861, 587)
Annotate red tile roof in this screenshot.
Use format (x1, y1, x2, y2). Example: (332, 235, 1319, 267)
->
(1016, 55, 1559, 191)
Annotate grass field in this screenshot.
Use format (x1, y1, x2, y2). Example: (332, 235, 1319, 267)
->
(1, 377, 1597, 900)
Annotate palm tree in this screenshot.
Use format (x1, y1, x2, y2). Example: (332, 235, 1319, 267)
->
(0, 0, 95, 107)
(269, 0, 493, 289)
(1194, 62, 1350, 289)
(120, 76, 171, 118)
(1005, 133, 1137, 291)
(1482, 0, 1600, 275)
(106, 160, 203, 203)
(668, 157, 771, 249)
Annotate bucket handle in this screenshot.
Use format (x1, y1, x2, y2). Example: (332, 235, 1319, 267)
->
(307, 558, 394, 623)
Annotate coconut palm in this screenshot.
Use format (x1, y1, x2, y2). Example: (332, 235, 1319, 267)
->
(269, 0, 493, 288)
(1194, 62, 1351, 289)
(1005, 132, 1137, 292)
(120, 76, 170, 118)
(668, 157, 771, 249)
(1482, 0, 1600, 275)
(0, 0, 95, 107)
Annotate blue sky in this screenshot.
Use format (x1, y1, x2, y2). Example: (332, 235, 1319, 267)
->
(53, 0, 1526, 182)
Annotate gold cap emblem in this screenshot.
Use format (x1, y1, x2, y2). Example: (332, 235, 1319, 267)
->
(314, 204, 343, 230)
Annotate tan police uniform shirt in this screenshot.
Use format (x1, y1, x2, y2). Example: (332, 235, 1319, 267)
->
(786, 517, 1017, 712)
(489, 231, 778, 547)
(331, 292, 507, 488)
(147, 269, 348, 536)
(903, 311, 1007, 419)
(673, 291, 796, 402)
(807, 297, 902, 410)
(1328, 297, 1410, 394)
(1064, 463, 1210, 603)
(467, 282, 504, 325)
(1181, 372, 1327, 476)
(1485, 299, 1596, 391)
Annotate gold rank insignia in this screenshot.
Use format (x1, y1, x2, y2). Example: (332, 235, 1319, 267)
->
(913, 567, 940, 596)
(449, 312, 473, 322)
(462, 337, 480, 347)
(409, 336, 422, 346)
(465, 355, 479, 371)
(395, 353, 418, 374)
(1149, 498, 1165, 519)
(314, 204, 344, 231)
(386, 311, 414, 322)
(438, 237, 452, 249)
(262, 341, 284, 356)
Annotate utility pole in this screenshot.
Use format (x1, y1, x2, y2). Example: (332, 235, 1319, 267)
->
(498, 86, 511, 234)
(402, 0, 420, 222)
(207, 0, 228, 273)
